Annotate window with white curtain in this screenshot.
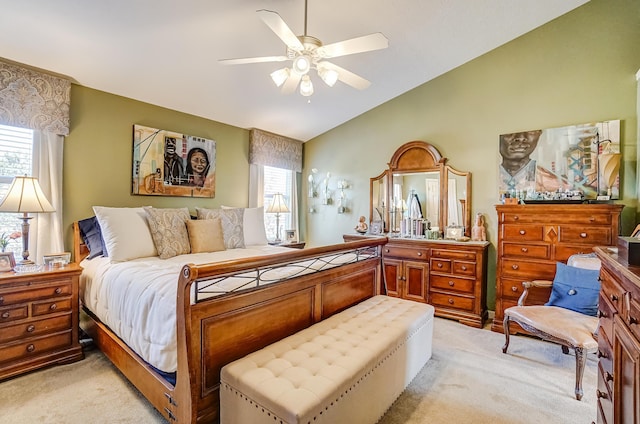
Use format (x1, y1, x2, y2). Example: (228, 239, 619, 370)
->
(263, 166, 293, 241)
(0, 124, 33, 257)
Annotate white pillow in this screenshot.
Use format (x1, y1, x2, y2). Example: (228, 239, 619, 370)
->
(221, 206, 268, 246)
(93, 206, 158, 262)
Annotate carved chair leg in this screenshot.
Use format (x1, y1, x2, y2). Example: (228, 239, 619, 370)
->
(574, 347, 586, 401)
(502, 315, 511, 353)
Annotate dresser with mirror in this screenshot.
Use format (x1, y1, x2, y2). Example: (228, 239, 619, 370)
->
(346, 141, 490, 328)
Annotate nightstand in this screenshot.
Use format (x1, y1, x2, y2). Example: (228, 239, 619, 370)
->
(0, 263, 83, 380)
(269, 241, 306, 249)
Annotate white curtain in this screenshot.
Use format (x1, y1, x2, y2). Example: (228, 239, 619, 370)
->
(31, 130, 64, 262)
(249, 164, 299, 239)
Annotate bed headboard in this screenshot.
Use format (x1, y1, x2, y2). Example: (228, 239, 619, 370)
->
(72, 222, 90, 263)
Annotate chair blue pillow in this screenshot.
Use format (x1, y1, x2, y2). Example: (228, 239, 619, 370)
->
(78, 216, 106, 259)
(545, 261, 600, 316)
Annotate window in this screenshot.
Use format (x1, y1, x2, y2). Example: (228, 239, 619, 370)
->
(263, 166, 293, 241)
(0, 124, 33, 257)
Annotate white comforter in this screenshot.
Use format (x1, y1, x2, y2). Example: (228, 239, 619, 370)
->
(80, 245, 284, 373)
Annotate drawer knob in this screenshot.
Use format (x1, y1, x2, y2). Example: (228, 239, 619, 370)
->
(417, 252, 422, 257)
(596, 390, 608, 400)
(610, 294, 618, 302)
(385, 249, 389, 253)
(448, 281, 454, 287)
(1, 311, 9, 319)
(629, 316, 639, 325)
(50, 303, 57, 310)
(461, 266, 467, 271)
(448, 299, 454, 305)
(55, 287, 62, 294)
(521, 247, 528, 253)
(26, 344, 35, 353)
(580, 232, 587, 238)
(514, 216, 519, 221)
(519, 230, 526, 235)
(26, 324, 35, 333)
(597, 350, 608, 359)
(511, 264, 519, 270)
(589, 217, 596, 222)
(597, 310, 608, 318)
(511, 286, 519, 292)
(437, 263, 443, 268)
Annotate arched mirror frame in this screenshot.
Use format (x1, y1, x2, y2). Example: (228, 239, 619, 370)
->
(370, 140, 472, 237)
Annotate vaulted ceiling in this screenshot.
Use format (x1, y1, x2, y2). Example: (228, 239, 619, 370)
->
(0, 0, 589, 141)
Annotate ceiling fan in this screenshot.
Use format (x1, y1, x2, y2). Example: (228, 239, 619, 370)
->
(219, 0, 388, 97)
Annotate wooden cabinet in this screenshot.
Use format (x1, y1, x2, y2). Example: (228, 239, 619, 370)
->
(0, 264, 83, 380)
(493, 204, 623, 333)
(347, 235, 489, 328)
(594, 247, 640, 424)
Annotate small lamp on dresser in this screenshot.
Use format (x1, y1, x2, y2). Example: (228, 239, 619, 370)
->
(267, 193, 290, 244)
(0, 175, 55, 264)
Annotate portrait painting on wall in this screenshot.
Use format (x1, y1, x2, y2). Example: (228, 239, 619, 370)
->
(498, 120, 620, 200)
(132, 124, 216, 198)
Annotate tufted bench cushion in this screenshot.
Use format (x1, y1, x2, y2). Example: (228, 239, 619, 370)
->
(220, 295, 434, 424)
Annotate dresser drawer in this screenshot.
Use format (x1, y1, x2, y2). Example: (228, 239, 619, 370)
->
(32, 298, 72, 317)
(0, 282, 72, 306)
(503, 242, 549, 259)
(558, 226, 611, 245)
(430, 258, 451, 273)
(626, 294, 640, 342)
(598, 294, 616, 343)
(431, 249, 476, 261)
(430, 292, 474, 312)
(500, 277, 552, 303)
(554, 244, 597, 262)
(502, 225, 544, 242)
(0, 331, 72, 364)
(502, 212, 612, 225)
(0, 305, 29, 324)
(600, 269, 624, 314)
(453, 261, 475, 276)
(383, 246, 428, 260)
(0, 314, 72, 343)
(430, 275, 474, 294)
(597, 363, 614, 424)
(596, 325, 613, 381)
(501, 259, 555, 280)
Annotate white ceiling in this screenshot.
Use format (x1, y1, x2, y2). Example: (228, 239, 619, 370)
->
(0, 0, 589, 142)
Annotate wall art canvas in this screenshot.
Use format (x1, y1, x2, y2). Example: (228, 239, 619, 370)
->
(498, 120, 620, 200)
(132, 124, 216, 197)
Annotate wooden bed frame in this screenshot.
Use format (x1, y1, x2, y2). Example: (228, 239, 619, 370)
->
(73, 223, 386, 423)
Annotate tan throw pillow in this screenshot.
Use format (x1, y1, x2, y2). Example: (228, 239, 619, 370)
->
(195, 207, 245, 249)
(143, 207, 191, 259)
(186, 218, 226, 253)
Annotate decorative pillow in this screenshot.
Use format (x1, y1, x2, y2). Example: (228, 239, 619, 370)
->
(143, 207, 191, 259)
(221, 206, 268, 246)
(545, 262, 601, 316)
(195, 207, 245, 249)
(93, 206, 158, 262)
(78, 216, 106, 259)
(186, 218, 226, 253)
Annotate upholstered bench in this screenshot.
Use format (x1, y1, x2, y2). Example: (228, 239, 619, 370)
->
(220, 295, 434, 424)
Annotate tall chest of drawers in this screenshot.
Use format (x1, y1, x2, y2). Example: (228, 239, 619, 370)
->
(492, 204, 623, 333)
(594, 247, 640, 424)
(0, 264, 84, 380)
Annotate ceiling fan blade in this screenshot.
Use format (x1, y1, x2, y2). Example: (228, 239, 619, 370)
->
(318, 33, 388, 59)
(281, 72, 302, 94)
(320, 62, 371, 90)
(219, 55, 288, 65)
(257, 9, 304, 51)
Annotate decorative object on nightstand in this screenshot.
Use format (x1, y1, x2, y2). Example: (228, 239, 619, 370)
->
(0, 176, 55, 264)
(267, 193, 289, 244)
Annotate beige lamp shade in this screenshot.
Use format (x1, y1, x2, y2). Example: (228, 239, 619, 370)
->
(0, 176, 55, 213)
(267, 193, 290, 214)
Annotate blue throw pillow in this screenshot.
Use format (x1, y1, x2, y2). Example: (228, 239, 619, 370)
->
(78, 216, 106, 259)
(545, 262, 600, 316)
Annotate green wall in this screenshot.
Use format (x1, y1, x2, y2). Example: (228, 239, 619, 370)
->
(303, 0, 640, 310)
(63, 87, 251, 250)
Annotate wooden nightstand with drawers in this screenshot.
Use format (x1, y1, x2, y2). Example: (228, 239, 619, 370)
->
(0, 263, 83, 380)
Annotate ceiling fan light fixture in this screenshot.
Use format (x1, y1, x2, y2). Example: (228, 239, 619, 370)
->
(270, 68, 290, 87)
(300, 75, 314, 96)
(292, 55, 311, 75)
(318, 66, 339, 87)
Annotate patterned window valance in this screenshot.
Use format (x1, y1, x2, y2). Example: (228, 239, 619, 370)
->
(0, 60, 71, 136)
(249, 128, 302, 172)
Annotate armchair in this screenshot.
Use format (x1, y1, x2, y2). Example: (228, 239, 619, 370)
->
(502, 254, 601, 400)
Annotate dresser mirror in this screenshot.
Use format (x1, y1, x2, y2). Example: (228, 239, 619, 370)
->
(369, 141, 471, 237)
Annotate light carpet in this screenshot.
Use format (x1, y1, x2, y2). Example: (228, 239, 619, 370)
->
(0, 317, 597, 423)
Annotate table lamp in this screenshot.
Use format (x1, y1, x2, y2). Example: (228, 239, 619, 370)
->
(0, 176, 55, 264)
(267, 193, 289, 243)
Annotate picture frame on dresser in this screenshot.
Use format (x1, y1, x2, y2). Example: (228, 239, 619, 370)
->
(0, 252, 15, 272)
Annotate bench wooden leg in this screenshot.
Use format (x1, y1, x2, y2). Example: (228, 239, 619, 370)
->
(502, 315, 511, 353)
(574, 347, 586, 401)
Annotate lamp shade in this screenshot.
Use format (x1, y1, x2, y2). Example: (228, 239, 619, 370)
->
(267, 193, 289, 214)
(0, 176, 55, 213)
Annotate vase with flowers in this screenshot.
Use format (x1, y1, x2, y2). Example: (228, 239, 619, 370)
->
(0, 231, 21, 252)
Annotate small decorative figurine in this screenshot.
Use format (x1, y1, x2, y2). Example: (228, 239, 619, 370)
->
(471, 212, 487, 241)
(355, 216, 368, 234)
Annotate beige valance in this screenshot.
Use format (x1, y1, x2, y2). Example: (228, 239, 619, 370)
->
(0, 60, 71, 136)
(249, 128, 302, 172)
